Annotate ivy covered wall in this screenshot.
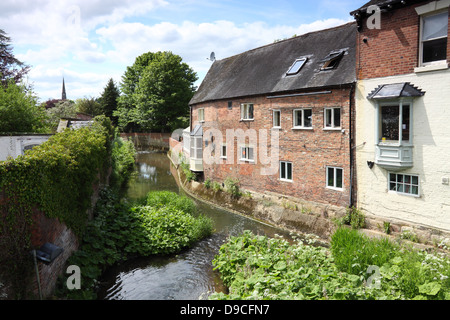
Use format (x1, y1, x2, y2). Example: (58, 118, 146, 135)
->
(0, 116, 114, 299)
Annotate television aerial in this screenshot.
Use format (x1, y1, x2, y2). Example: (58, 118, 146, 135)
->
(207, 52, 216, 62)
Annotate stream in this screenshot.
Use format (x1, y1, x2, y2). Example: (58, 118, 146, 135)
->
(97, 151, 294, 300)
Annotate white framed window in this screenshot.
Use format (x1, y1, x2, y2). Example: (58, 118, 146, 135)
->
(198, 108, 205, 122)
(389, 173, 420, 196)
(286, 58, 307, 76)
(240, 146, 255, 162)
(280, 161, 293, 182)
(324, 107, 341, 129)
(190, 136, 203, 160)
(241, 103, 254, 121)
(327, 167, 343, 190)
(273, 109, 281, 128)
(221, 144, 227, 159)
(293, 109, 312, 129)
(419, 11, 448, 66)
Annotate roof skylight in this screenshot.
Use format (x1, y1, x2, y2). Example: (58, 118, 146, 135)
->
(286, 58, 307, 76)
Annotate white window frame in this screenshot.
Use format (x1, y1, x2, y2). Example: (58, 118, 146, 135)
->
(280, 161, 293, 182)
(292, 109, 313, 129)
(198, 108, 205, 122)
(388, 173, 420, 197)
(326, 166, 344, 191)
(240, 103, 254, 121)
(286, 58, 307, 76)
(273, 109, 281, 128)
(324, 107, 342, 130)
(221, 144, 227, 159)
(419, 10, 448, 67)
(239, 146, 255, 162)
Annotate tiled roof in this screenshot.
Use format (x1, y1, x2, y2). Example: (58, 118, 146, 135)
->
(190, 22, 357, 105)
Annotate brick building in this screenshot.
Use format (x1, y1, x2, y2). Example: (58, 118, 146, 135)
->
(188, 23, 357, 210)
(351, 0, 450, 234)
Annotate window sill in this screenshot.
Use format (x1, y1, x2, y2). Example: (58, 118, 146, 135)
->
(239, 159, 255, 163)
(240, 119, 254, 122)
(326, 186, 343, 192)
(323, 127, 342, 131)
(280, 179, 293, 183)
(414, 62, 448, 73)
(292, 127, 313, 130)
(272, 127, 282, 130)
(388, 191, 421, 198)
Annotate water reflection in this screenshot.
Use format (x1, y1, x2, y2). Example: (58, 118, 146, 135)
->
(98, 151, 293, 300)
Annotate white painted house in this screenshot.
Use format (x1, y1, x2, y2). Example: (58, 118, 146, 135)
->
(0, 135, 52, 161)
(351, 0, 450, 235)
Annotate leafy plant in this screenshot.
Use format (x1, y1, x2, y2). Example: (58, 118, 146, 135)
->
(342, 207, 366, 229)
(224, 178, 242, 198)
(56, 189, 213, 299)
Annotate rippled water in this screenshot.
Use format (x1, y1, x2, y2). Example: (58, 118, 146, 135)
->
(97, 151, 293, 300)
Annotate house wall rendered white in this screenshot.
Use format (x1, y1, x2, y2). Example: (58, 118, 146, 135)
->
(355, 68, 450, 232)
(0, 135, 52, 161)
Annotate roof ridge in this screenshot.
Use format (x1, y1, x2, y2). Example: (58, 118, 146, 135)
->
(216, 21, 356, 63)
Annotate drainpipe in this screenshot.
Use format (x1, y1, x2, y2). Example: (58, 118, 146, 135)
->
(349, 82, 356, 208)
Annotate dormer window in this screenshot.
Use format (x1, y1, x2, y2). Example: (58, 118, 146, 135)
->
(286, 58, 307, 76)
(320, 51, 345, 70)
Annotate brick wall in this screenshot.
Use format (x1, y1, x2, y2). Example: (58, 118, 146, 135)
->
(357, 3, 450, 80)
(192, 86, 355, 209)
(31, 209, 79, 298)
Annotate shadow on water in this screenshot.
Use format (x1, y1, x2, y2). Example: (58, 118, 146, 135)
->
(97, 151, 294, 300)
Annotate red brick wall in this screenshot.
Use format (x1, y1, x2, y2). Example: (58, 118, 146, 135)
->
(192, 86, 355, 208)
(357, 3, 450, 80)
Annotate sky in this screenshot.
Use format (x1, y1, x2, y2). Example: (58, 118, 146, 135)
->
(0, 0, 364, 103)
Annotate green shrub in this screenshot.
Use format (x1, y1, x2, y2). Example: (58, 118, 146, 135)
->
(110, 136, 136, 190)
(330, 227, 397, 277)
(342, 207, 366, 229)
(56, 189, 213, 299)
(146, 191, 197, 215)
(224, 178, 242, 198)
(204, 179, 212, 189)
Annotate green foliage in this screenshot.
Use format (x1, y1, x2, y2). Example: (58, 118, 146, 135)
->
(115, 51, 198, 132)
(109, 135, 136, 191)
(204, 179, 212, 189)
(45, 100, 77, 132)
(330, 227, 397, 276)
(180, 160, 195, 182)
(224, 178, 242, 198)
(99, 78, 120, 126)
(74, 97, 103, 117)
(0, 80, 48, 133)
(0, 116, 112, 298)
(211, 230, 450, 300)
(56, 189, 213, 299)
(341, 206, 366, 229)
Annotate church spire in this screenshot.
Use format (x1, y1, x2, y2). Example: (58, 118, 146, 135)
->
(62, 77, 67, 100)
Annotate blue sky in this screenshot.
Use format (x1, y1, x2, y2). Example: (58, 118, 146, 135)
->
(0, 0, 364, 102)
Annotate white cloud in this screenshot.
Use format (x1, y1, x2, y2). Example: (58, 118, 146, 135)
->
(1, 0, 350, 102)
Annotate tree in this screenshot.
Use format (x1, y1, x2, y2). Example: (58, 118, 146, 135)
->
(99, 78, 120, 126)
(75, 97, 102, 117)
(0, 29, 30, 86)
(45, 100, 77, 132)
(115, 51, 198, 133)
(0, 80, 47, 133)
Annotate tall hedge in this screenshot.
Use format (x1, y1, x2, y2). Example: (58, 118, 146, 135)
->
(0, 116, 113, 298)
